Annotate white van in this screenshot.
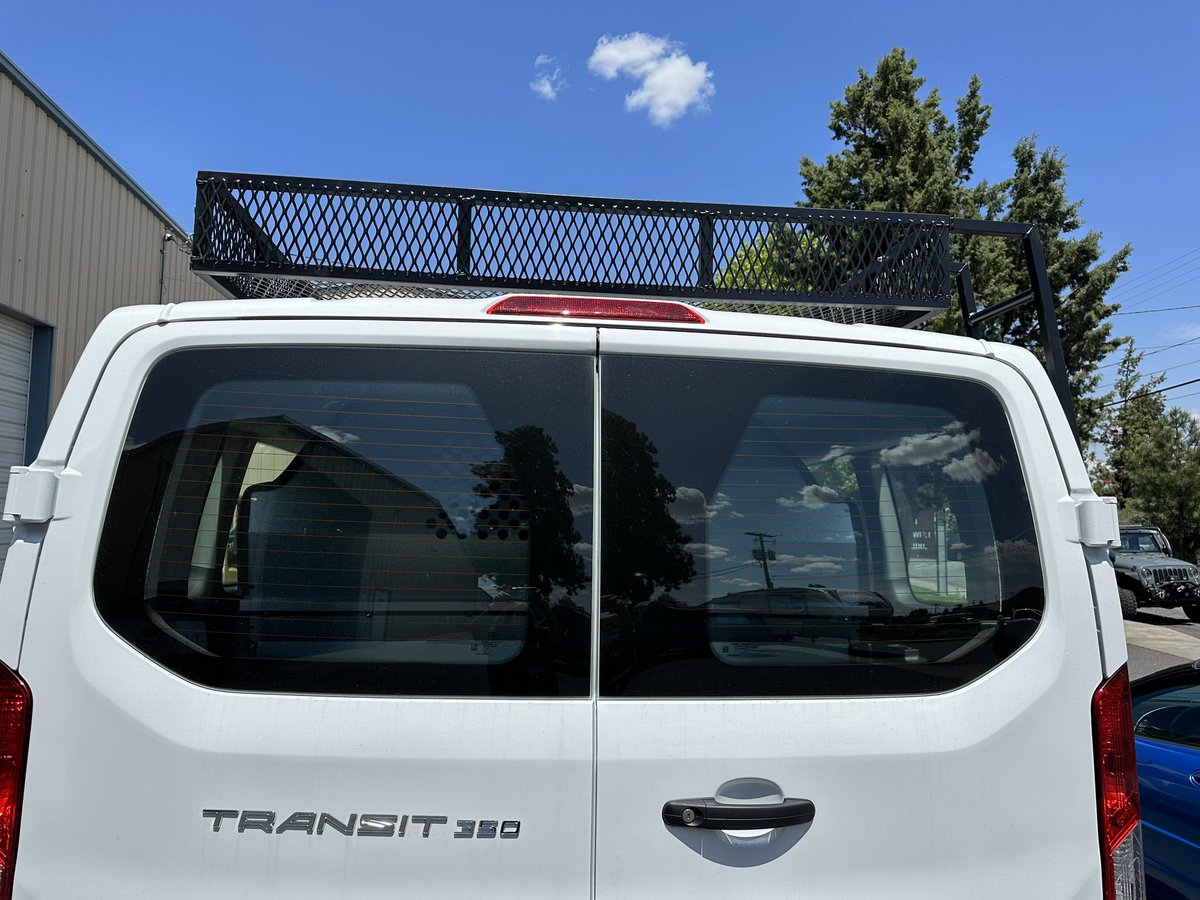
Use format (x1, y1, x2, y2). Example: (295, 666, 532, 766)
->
(0, 290, 1141, 898)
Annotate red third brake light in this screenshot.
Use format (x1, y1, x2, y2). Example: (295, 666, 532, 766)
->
(1092, 664, 1146, 899)
(0, 664, 30, 900)
(486, 295, 706, 323)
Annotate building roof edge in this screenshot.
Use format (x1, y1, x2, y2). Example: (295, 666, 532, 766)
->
(0, 48, 192, 242)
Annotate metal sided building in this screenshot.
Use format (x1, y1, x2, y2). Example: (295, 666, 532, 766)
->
(0, 49, 227, 561)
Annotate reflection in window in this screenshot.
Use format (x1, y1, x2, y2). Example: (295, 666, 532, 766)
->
(96, 348, 594, 697)
(1133, 685, 1200, 749)
(601, 356, 1043, 698)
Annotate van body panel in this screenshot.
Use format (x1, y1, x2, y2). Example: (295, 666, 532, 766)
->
(2, 301, 1117, 897)
(592, 328, 1105, 897)
(13, 318, 597, 898)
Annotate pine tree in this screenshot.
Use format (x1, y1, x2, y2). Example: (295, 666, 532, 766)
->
(798, 49, 1130, 443)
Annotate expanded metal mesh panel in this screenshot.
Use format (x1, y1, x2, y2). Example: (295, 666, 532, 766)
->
(693, 302, 931, 327)
(211, 275, 502, 302)
(193, 173, 952, 316)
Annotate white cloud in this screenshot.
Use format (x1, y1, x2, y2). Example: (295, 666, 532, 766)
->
(777, 484, 844, 510)
(821, 445, 853, 463)
(879, 425, 977, 467)
(685, 542, 730, 560)
(709, 492, 734, 515)
(588, 32, 669, 78)
(942, 448, 1000, 483)
(569, 484, 593, 517)
(790, 561, 844, 576)
(715, 577, 762, 590)
(671, 486, 711, 524)
(574, 541, 593, 561)
(795, 554, 847, 566)
(671, 487, 735, 524)
(530, 55, 566, 101)
(587, 32, 714, 127)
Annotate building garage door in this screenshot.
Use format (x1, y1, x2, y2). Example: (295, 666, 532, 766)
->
(0, 314, 31, 567)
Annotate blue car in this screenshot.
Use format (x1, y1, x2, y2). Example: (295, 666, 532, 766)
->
(1132, 660, 1200, 899)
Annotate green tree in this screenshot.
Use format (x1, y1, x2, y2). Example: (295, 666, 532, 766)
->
(716, 227, 802, 292)
(472, 425, 585, 598)
(601, 410, 696, 604)
(798, 48, 1130, 443)
(799, 49, 987, 214)
(1095, 343, 1165, 510)
(1097, 343, 1200, 558)
(714, 226, 825, 314)
(1126, 408, 1200, 560)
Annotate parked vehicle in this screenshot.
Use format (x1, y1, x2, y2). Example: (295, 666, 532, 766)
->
(0, 178, 1144, 898)
(1132, 660, 1200, 899)
(1110, 525, 1200, 620)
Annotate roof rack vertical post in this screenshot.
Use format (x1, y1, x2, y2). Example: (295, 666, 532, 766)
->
(954, 264, 981, 339)
(698, 213, 714, 289)
(456, 197, 473, 276)
(1024, 228, 1076, 426)
(950, 218, 1077, 434)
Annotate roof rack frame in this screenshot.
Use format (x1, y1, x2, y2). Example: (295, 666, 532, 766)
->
(951, 220, 1075, 423)
(190, 171, 1076, 427)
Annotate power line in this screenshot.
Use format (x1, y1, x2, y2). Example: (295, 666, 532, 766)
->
(1097, 334, 1200, 370)
(1110, 267, 1200, 310)
(1112, 300, 1200, 316)
(1112, 256, 1200, 304)
(1097, 358, 1200, 398)
(1096, 355, 1200, 396)
(1164, 388, 1200, 404)
(1109, 246, 1200, 301)
(1102, 375, 1200, 407)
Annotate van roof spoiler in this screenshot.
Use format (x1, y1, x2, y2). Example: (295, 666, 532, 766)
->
(189, 171, 1073, 425)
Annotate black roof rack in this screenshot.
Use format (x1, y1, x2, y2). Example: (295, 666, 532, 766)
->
(190, 171, 1074, 424)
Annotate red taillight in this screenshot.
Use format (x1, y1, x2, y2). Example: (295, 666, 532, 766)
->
(0, 664, 30, 899)
(1092, 665, 1145, 899)
(486, 295, 706, 323)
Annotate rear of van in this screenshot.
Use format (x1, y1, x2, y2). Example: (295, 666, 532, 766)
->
(0, 296, 1141, 898)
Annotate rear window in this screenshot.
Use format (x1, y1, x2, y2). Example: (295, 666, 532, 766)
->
(95, 347, 594, 697)
(599, 355, 1044, 697)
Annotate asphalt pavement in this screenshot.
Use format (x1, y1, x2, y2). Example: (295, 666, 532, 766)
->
(1122, 606, 1200, 679)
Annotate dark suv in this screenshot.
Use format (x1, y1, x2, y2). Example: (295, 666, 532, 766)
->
(1111, 525, 1200, 619)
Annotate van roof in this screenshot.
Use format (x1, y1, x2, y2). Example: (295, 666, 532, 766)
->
(150, 293, 995, 358)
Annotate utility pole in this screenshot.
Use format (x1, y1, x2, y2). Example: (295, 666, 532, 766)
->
(746, 531, 777, 589)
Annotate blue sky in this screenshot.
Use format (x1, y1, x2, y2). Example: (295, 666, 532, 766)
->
(5, 1, 1198, 408)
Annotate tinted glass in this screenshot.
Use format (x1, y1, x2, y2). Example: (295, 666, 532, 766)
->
(96, 347, 593, 696)
(600, 356, 1043, 697)
(1133, 683, 1200, 748)
(1122, 531, 1167, 553)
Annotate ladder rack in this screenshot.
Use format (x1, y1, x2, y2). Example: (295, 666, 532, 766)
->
(190, 171, 1074, 423)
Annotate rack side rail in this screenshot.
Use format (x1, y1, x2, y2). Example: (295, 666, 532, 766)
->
(190, 171, 1075, 427)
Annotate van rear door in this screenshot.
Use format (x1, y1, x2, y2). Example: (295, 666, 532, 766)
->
(14, 320, 596, 899)
(593, 328, 1106, 898)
